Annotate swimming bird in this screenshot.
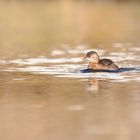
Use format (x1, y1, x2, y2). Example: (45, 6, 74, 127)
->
(83, 51, 119, 70)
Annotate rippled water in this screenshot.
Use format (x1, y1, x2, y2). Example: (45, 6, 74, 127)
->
(2, 44, 140, 80)
(0, 1, 140, 140)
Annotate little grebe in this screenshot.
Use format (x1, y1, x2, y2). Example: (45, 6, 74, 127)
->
(83, 51, 119, 70)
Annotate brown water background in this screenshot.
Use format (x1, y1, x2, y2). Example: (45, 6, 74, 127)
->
(0, 1, 140, 140)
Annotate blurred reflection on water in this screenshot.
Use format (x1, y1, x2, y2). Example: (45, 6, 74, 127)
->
(0, 0, 140, 58)
(0, 1, 140, 140)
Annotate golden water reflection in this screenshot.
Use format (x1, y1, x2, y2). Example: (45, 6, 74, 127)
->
(0, 1, 140, 58)
(0, 1, 139, 140)
(0, 72, 140, 140)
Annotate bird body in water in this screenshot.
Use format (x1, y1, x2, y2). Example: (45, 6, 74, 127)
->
(83, 51, 119, 70)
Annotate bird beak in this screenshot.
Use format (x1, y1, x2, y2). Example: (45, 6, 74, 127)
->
(83, 56, 90, 62)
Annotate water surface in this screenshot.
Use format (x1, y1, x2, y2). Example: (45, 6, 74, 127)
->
(0, 1, 140, 140)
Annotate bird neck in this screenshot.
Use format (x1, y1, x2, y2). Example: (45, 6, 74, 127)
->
(91, 54, 100, 64)
(88, 62, 98, 69)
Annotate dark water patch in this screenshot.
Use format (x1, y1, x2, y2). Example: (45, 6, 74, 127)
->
(80, 67, 140, 73)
